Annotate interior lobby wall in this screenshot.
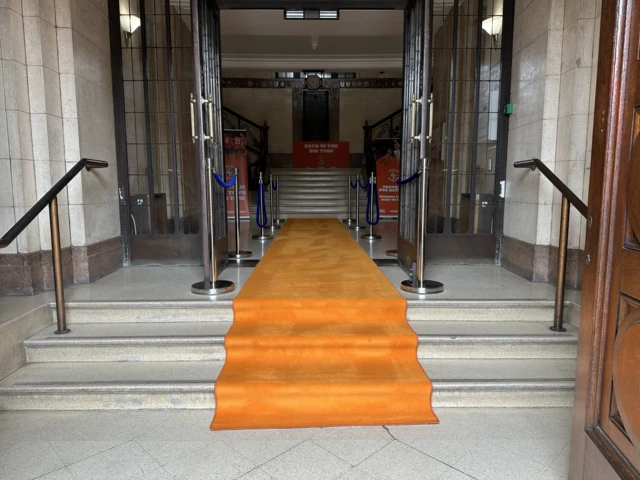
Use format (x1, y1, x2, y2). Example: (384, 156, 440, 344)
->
(503, 0, 602, 288)
(222, 71, 402, 166)
(0, 0, 122, 296)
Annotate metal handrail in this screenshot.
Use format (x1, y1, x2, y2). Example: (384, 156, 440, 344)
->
(367, 107, 403, 130)
(514, 159, 588, 217)
(363, 108, 402, 178)
(514, 158, 588, 332)
(0, 158, 108, 334)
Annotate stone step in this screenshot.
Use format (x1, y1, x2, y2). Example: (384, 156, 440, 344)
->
(53, 299, 559, 324)
(271, 168, 362, 176)
(0, 358, 576, 410)
(25, 321, 577, 362)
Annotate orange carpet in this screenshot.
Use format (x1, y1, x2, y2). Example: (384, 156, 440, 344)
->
(210, 218, 438, 430)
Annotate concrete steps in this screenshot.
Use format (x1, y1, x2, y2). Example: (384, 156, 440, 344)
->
(252, 168, 369, 219)
(0, 299, 579, 411)
(54, 299, 559, 324)
(0, 359, 575, 410)
(23, 321, 577, 363)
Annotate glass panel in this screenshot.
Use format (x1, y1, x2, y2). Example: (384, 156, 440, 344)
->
(121, 0, 199, 235)
(427, 0, 502, 234)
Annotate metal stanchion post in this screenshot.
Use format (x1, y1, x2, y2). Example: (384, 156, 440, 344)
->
(252, 172, 273, 241)
(361, 172, 381, 240)
(275, 175, 281, 227)
(192, 158, 235, 295)
(269, 174, 275, 231)
(229, 167, 252, 260)
(401, 157, 443, 294)
(343, 175, 352, 226)
(350, 174, 363, 230)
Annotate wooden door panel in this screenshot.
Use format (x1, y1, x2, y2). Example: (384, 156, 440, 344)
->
(571, 0, 640, 475)
(613, 299, 640, 451)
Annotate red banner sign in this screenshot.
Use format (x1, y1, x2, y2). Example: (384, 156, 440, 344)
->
(224, 130, 250, 218)
(293, 142, 350, 168)
(374, 139, 401, 217)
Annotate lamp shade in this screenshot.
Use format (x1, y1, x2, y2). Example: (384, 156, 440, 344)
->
(482, 16, 502, 36)
(120, 15, 141, 34)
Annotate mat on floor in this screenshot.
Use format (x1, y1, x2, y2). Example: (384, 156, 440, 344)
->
(211, 218, 438, 429)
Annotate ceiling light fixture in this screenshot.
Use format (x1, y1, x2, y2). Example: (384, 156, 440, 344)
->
(284, 9, 339, 20)
(120, 14, 141, 47)
(481, 16, 502, 49)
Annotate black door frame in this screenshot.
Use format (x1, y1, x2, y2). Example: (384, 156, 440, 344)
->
(108, 0, 513, 266)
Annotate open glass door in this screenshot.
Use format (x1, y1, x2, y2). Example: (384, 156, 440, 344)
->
(191, 0, 228, 285)
(397, 0, 429, 277)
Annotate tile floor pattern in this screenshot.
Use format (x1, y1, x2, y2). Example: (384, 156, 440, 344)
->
(0, 408, 571, 480)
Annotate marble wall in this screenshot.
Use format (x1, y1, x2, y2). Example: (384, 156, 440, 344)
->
(502, 0, 601, 287)
(0, 0, 121, 295)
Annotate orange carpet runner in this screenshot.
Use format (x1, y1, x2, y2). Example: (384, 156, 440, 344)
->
(211, 218, 438, 429)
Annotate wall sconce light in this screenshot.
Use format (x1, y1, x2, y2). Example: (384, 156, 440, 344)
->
(120, 15, 141, 47)
(482, 16, 502, 49)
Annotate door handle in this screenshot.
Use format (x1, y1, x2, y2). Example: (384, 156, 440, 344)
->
(427, 94, 434, 142)
(410, 97, 422, 143)
(202, 97, 212, 141)
(190, 93, 198, 143)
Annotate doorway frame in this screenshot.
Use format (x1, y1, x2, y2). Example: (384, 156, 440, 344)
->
(108, 0, 512, 265)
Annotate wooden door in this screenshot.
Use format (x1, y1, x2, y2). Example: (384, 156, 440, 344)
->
(303, 91, 329, 141)
(570, 0, 640, 476)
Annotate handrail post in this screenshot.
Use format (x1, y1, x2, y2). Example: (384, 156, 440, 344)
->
(552, 196, 570, 332)
(49, 197, 69, 334)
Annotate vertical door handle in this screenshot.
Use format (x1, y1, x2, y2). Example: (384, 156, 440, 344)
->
(202, 97, 212, 141)
(190, 93, 198, 143)
(410, 98, 422, 143)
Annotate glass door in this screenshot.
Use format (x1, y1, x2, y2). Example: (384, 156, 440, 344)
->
(191, 0, 228, 280)
(397, 0, 428, 276)
(398, 0, 509, 266)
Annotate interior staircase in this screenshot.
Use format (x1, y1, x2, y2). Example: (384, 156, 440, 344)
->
(0, 299, 578, 410)
(250, 168, 370, 219)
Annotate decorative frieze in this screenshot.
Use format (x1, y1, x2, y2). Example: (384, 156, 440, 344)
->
(222, 78, 403, 89)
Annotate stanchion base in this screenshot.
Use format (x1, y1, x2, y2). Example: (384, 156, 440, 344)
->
(401, 279, 444, 294)
(350, 224, 364, 230)
(549, 325, 567, 332)
(229, 251, 252, 260)
(342, 218, 354, 225)
(271, 224, 281, 230)
(252, 234, 273, 241)
(386, 249, 398, 257)
(361, 234, 382, 240)
(191, 280, 235, 295)
(54, 328, 71, 335)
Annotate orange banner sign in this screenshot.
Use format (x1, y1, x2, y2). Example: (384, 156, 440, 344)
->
(224, 130, 250, 218)
(374, 139, 401, 217)
(293, 142, 350, 168)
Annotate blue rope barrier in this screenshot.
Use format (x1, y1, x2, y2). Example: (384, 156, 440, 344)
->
(213, 172, 236, 189)
(365, 181, 380, 226)
(256, 182, 268, 228)
(272, 178, 278, 191)
(350, 179, 357, 189)
(396, 170, 421, 185)
(358, 179, 369, 190)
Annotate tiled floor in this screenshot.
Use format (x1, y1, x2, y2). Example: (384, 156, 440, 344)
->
(0, 408, 571, 480)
